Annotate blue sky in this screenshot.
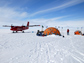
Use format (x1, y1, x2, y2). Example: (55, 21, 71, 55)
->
(0, 0, 84, 29)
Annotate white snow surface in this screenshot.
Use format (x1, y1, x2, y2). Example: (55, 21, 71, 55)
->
(0, 29, 84, 63)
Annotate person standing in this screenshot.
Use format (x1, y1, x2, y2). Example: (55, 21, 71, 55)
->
(67, 29, 69, 35)
(42, 25, 44, 31)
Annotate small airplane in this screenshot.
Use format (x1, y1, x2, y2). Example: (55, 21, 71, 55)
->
(3, 22, 40, 33)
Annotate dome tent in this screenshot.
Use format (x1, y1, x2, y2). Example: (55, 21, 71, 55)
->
(74, 30, 82, 35)
(43, 27, 61, 36)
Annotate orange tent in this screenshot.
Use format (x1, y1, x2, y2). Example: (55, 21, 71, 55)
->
(74, 31, 82, 35)
(43, 27, 61, 36)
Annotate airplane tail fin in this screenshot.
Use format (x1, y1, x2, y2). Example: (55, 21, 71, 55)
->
(27, 22, 29, 26)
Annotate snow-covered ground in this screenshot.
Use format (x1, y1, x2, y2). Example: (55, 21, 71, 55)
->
(0, 29, 84, 63)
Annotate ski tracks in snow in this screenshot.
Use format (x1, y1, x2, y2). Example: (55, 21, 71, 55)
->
(0, 31, 84, 63)
(65, 36, 84, 63)
(24, 35, 84, 63)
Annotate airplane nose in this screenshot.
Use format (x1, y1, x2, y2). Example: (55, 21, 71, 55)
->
(10, 29, 12, 30)
(10, 28, 13, 30)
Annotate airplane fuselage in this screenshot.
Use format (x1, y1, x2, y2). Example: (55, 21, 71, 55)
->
(10, 26, 28, 31)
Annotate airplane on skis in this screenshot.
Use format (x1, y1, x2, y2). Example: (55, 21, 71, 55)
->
(3, 22, 40, 33)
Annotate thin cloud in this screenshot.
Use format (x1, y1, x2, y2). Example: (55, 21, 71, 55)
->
(31, 0, 84, 16)
(27, 17, 84, 28)
(0, 7, 28, 19)
(28, 16, 67, 24)
(0, 7, 28, 28)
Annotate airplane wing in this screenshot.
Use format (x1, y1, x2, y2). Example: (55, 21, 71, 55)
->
(3, 25, 11, 27)
(28, 25, 40, 27)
